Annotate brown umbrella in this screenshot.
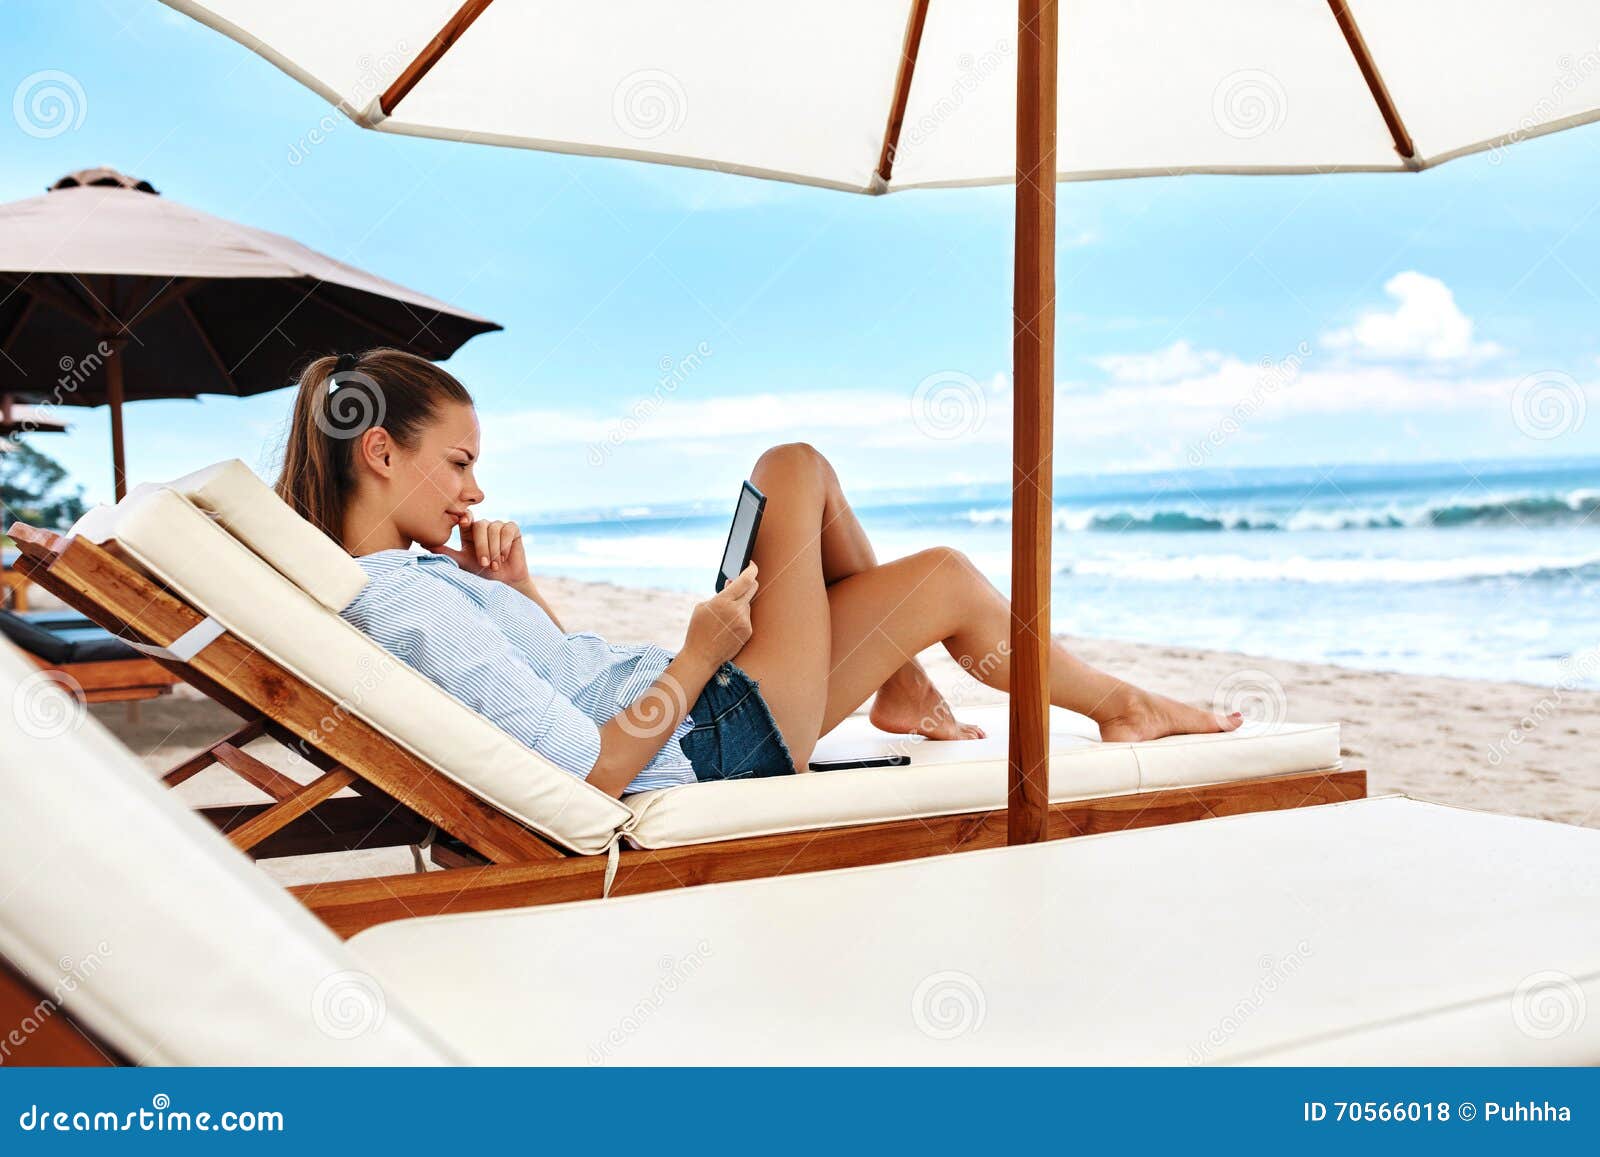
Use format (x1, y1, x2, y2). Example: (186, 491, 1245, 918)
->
(0, 396, 69, 440)
(0, 167, 501, 498)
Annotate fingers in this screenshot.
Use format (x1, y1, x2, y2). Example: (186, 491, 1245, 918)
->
(456, 515, 523, 573)
(722, 562, 759, 601)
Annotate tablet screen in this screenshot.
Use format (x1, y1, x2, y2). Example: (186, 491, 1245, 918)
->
(720, 485, 762, 585)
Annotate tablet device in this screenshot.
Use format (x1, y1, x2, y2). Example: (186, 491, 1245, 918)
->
(808, 755, 911, 771)
(717, 480, 766, 592)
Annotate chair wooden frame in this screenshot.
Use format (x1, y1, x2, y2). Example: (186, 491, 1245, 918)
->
(9, 521, 1366, 939)
(23, 650, 181, 704)
(0, 956, 120, 1067)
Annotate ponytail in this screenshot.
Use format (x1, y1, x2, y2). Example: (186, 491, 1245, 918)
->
(275, 348, 473, 544)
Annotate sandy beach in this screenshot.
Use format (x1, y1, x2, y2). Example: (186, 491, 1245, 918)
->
(70, 570, 1600, 890)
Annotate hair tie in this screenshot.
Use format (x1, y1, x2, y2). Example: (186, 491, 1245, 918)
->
(334, 352, 358, 374)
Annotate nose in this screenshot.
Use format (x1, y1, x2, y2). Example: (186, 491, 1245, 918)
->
(462, 469, 485, 507)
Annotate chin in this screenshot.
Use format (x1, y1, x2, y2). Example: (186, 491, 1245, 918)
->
(407, 523, 452, 552)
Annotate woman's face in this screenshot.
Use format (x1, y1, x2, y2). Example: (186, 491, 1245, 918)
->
(386, 401, 485, 550)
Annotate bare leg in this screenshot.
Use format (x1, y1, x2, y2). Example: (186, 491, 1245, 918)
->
(809, 451, 983, 741)
(817, 547, 1242, 742)
(734, 443, 1239, 768)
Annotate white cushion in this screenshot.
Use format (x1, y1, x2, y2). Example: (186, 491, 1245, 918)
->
(0, 638, 453, 1065)
(72, 484, 633, 856)
(350, 795, 1600, 1065)
(74, 460, 369, 613)
(165, 459, 369, 612)
(623, 704, 1340, 849)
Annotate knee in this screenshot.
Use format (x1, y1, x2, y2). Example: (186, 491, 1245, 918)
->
(753, 442, 826, 489)
(919, 545, 977, 575)
(918, 545, 984, 596)
(755, 441, 823, 472)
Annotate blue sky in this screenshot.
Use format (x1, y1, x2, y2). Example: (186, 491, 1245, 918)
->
(4, 0, 1600, 514)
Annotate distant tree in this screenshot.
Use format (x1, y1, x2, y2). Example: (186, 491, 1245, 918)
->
(0, 438, 87, 531)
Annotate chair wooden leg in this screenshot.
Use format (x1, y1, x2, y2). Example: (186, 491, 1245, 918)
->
(161, 719, 267, 787)
(227, 768, 358, 852)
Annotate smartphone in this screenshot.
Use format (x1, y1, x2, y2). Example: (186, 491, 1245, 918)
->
(807, 755, 912, 772)
(716, 480, 766, 592)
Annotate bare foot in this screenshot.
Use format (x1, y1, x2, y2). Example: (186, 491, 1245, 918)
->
(1095, 685, 1242, 744)
(869, 665, 986, 741)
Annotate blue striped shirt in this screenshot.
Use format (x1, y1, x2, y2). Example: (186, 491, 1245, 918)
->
(339, 550, 697, 794)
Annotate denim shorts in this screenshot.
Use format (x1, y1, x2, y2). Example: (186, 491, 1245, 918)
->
(680, 660, 797, 782)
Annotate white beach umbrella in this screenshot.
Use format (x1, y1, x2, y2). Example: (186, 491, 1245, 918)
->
(163, 0, 1600, 841)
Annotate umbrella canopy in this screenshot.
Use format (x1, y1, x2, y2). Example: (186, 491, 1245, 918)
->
(162, 0, 1600, 843)
(165, 1, 1600, 191)
(0, 166, 501, 497)
(0, 397, 69, 438)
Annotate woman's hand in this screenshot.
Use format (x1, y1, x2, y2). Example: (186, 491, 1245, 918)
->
(681, 563, 758, 670)
(435, 515, 531, 586)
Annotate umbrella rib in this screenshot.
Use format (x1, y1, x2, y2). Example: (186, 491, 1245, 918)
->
(875, 0, 932, 188)
(122, 276, 203, 334)
(0, 296, 35, 354)
(0, 273, 104, 330)
(1326, 0, 1417, 165)
(380, 0, 497, 117)
(179, 297, 240, 395)
(311, 286, 442, 352)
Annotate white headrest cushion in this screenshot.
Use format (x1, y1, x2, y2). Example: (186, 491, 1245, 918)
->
(162, 460, 367, 612)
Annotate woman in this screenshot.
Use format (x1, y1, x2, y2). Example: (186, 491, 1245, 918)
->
(277, 349, 1240, 798)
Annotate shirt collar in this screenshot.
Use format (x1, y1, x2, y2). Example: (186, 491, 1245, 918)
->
(353, 548, 460, 577)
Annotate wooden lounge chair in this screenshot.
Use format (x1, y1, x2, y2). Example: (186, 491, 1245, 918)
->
(0, 606, 181, 704)
(6, 461, 1363, 939)
(1, 546, 30, 610)
(2, 633, 1596, 1066)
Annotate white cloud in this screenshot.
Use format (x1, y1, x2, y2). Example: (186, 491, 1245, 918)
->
(1091, 340, 1225, 383)
(1322, 271, 1502, 362)
(465, 349, 1598, 509)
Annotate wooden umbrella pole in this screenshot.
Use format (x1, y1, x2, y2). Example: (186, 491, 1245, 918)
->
(1008, 0, 1058, 845)
(105, 336, 128, 501)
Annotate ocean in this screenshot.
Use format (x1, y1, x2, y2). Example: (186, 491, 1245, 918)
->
(519, 456, 1600, 689)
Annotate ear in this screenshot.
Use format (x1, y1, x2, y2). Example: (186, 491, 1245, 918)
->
(355, 426, 395, 478)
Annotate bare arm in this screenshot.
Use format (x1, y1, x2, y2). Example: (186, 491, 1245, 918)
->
(585, 564, 759, 797)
